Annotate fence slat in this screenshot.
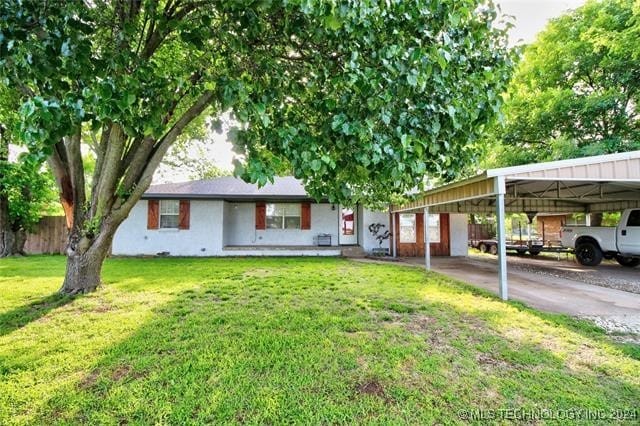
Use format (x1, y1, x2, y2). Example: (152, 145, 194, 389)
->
(25, 216, 68, 254)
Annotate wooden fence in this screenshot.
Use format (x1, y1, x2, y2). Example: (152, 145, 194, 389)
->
(24, 216, 68, 254)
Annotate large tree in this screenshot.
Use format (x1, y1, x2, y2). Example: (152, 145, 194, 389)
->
(484, 0, 640, 168)
(0, 87, 57, 256)
(1, 0, 512, 294)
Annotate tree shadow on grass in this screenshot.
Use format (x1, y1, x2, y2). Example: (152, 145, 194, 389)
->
(0, 293, 74, 337)
(30, 281, 640, 425)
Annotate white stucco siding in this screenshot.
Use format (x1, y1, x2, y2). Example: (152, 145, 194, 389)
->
(224, 202, 339, 246)
(360, 209, 390, 253)
(449, 213, 469, 257)
(112, 200, 224, 256)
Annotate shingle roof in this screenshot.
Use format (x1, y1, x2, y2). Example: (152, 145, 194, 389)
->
(143, 176, 310, 200)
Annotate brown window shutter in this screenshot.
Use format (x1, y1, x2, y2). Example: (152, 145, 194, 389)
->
(147, 200, 159, 229)
(178, 200, 190, 230)
(255, 202, 266, 230)
(301, 202, 311, 229)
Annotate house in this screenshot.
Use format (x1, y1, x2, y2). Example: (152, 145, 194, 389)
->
(112, 176, 468, 257)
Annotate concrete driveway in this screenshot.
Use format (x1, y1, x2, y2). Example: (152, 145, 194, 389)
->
(405, 256, 640, 335)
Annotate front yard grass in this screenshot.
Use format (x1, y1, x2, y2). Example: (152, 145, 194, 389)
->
(1, 256, 638, 424)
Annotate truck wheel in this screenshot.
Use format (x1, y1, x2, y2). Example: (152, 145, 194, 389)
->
(529, 250, 541, 256)
(615, 255, 640, 268)
(575, 242, 603, 266)
(489, 244, 498, 255)
(479, 243, 488, 253)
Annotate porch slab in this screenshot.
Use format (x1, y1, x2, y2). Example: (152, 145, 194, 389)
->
(222, 245, 342, 257)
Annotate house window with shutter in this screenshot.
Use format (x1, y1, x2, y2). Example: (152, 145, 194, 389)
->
(160, 200, 180, 229)
(266, 203, 301, 229)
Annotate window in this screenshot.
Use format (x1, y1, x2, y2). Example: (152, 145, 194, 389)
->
(427, 214, 441, 243)
(627, 210, 640, 227)
(399, 214, 416, 243)
(160, 200, 180, 229)
(266, 203, 301, 229)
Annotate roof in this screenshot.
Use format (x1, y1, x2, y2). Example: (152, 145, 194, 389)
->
(393, 150, 640, 214)
(144, 176, 310, 200)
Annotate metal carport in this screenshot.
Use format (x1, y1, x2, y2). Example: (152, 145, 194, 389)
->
(391, 150, 640, 300)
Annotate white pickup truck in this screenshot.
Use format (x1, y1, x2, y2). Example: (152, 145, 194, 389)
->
(560, 209, 640, 267)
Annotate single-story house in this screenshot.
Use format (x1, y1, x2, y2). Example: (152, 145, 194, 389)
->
(112, 176, 468, 257)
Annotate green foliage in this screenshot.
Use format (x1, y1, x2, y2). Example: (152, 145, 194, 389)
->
(485, 0, 640, 168)
(1, 0, 513, 206)
(0, 86, 58, 232)
(0, 154, 57, 232)
(1, 256, 638, 423)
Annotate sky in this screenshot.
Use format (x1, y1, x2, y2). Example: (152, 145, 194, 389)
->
(497, 0, 587, 45)
(157, 0, 588, 182)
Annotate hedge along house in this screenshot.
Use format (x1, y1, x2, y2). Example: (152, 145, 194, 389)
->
(112, 176, 391, 257)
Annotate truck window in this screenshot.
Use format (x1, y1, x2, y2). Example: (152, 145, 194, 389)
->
(627, 210, 640, 227)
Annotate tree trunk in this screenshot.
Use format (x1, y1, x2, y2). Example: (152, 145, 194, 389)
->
(59, 227, 114, 294)
(0, 228, 27, 257)
(60, 247, 108, 294)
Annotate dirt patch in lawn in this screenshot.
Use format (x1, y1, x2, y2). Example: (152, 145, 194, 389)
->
(111, 364, 145, 382)
(242, 269, 275, 279)
(356, 380, 386, 399)
(78, 370, 100, 389)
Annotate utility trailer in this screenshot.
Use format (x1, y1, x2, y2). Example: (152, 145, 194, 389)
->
(469, 238, 544, 256)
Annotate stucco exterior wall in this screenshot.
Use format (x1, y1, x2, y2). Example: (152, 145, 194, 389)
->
(112, 200, 225, 256)
(114, 199, 392, 256)
(221, 202, 340, 247)
(449, 213, 469, 257)
(360, 209, 390, 253)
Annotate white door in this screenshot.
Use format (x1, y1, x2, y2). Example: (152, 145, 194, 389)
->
(339, 207, 358, 245)
(618, 209, 640, 254)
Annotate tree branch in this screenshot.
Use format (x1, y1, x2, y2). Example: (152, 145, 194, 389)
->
(64, 128, 86, 225)
(112, 90, 215, 217)
(47, 142, 74, 229)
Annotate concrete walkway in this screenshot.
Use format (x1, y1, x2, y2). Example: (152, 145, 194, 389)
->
(404, 256, 640, 335)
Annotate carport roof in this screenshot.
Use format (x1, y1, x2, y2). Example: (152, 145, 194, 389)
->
(392, 150, 640, 214)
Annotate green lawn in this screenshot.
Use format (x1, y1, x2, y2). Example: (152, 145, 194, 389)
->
(1, 256, 638, 425)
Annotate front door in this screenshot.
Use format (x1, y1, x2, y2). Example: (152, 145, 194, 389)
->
(339, 207, 358, 245)
(618, 209, 640, 255)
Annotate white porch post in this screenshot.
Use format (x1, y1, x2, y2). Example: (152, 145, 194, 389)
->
(495, 176, 508, 301)
(391, 211, 397, 258)
(424, 206, 431, 270)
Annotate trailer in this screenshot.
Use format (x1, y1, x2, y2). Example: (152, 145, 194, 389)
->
(469, 238, 545, 255)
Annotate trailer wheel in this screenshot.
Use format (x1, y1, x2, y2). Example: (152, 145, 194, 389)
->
(575, 241, 603, 266)
(615, 255, 640, 268)
(489, 244, 498, 255)
(479, 243, 488, 253)
(517, 249, 527, 255)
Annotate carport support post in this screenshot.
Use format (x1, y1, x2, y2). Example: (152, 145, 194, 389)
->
(424, 206, 431, 270)
(495, 177, 508, 301)
(391, 211, 397, 258)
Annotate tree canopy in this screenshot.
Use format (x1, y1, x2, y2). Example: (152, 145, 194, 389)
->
(483, 0, 640, 168)
(1, 0, 513, 293)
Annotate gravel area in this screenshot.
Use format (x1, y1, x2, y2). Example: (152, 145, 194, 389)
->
(474, 253, 640, 295)
(580, 316, 640, 340)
